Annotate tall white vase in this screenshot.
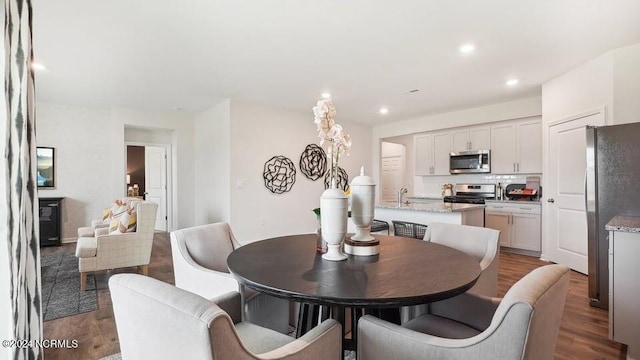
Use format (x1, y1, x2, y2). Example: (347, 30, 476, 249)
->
(320, 180, 348, 261)
(350, 166, 376, 241)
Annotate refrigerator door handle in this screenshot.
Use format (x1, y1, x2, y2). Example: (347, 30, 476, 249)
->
(585, 126, 599, 305)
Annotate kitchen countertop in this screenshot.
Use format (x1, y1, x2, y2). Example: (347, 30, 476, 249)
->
(605, 215, 640, 233)
(376, 202, 485, 213)
(485, 199, 541, 205)
(407, 196, 444, 200)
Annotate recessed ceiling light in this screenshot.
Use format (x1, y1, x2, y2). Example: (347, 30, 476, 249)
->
(379, 108, 389, 115)
(506, 78, 519, 87)
(321, 93, 331, 99)
(173, 107, 183, 111)
(459, 43, 475, 55)
(32, 63, 46, 70)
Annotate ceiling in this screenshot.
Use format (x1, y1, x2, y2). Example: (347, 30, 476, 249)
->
(33, 0, 640, 125)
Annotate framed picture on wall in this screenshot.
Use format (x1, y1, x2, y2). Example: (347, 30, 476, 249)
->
(37, 147, 55, 189)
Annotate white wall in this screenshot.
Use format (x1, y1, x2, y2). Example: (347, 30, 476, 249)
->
(542, 53, 614, 124)
(36, 103, 195, 240)
(372, 97, 542, 199)
(374, 97, 542, 139)
(613, 43, 640, 125)
(36, 103, 120, 241)
(229, 100, 372, 243)
(194, 100, 231, 225)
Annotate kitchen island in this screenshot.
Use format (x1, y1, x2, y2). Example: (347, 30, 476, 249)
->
(373, 201, 485, 232)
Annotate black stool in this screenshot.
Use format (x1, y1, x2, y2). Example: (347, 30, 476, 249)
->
(370, 219, 390, 235)
(392, 220, 428, 239)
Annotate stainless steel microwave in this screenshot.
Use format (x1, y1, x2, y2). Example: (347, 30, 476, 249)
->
(449, 150, 491, 174)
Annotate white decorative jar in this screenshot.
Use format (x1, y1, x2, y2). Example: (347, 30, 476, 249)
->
(345, 167, 380, 256)
(350, 166, 376, 241)
(320, 180, 348, 261)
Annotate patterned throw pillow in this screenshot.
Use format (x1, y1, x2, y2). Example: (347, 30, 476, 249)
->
(108, 206, 137, 234)
(108, 218, 121, 234)
(102, 200, 119, 221)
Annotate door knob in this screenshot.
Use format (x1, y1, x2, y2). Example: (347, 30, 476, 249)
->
(547, 198, 555, 203)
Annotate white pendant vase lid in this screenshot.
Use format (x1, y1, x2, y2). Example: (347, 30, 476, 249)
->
(350, 166, 375, 186)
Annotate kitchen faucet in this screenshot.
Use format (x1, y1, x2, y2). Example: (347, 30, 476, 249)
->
(398, 187, 408, 206)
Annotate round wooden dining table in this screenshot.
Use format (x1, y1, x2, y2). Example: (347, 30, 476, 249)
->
(227, 234, 481, 351)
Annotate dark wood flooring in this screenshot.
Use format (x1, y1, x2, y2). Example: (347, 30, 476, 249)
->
(41, 233, 625, 359)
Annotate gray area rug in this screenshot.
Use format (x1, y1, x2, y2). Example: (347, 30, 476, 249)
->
(41, 252, 97, 321)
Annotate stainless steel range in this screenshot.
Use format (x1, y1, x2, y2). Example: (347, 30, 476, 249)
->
(443, 184, 496, 204)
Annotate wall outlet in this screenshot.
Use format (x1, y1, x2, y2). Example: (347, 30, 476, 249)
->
(260, 218, 265, 226)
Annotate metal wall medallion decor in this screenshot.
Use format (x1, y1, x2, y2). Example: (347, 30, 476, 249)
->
(299, 144, 327, 181)
(263, 155, 296, 194)
(324, 167, 349, 191)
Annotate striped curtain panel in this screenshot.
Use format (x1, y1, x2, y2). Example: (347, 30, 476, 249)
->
(3, 0, 42, 359)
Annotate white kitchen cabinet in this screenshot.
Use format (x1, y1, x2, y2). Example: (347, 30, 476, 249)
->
(485, 212, 511, 247)
(414, 131, 451, 176)
(490, 118, 542, 174)
(606, 217, 640, 358)
(485, 202, 541, 254)
(451, 126, 491, 153)
(414, 135, 432, 176)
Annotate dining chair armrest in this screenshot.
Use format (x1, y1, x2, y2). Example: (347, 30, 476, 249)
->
(172, 246, 240, 299)
(358, 315, 479, 360)
(209, 291, 242, 324)
(428, 292, 501, 331)
(260, 319, 342, 359)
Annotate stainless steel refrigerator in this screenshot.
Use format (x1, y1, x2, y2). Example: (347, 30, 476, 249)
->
(586, 122, 640, 309)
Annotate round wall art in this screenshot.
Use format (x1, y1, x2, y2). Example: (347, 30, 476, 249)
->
(324, 167, 349, 191)
(299, 144, 327, 181)
(263, 155, 296, 194)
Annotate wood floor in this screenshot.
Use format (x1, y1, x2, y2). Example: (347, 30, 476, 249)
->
(42, 233, 625, 360)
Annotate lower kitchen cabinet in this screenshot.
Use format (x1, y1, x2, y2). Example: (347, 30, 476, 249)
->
(485, 202, 541, 255)
(606, 218, 640, 358)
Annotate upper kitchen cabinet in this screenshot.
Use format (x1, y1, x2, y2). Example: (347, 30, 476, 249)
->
(415, 131, 451, 176)
(451, 125, 491, 153)
(491, 117, 542, 174)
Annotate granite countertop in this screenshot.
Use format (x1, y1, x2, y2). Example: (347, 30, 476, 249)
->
(605, 215, 640, 233)
(485, 199, 541, 205)
(376, 202, 485, 213)
(407, 196, 444, 200)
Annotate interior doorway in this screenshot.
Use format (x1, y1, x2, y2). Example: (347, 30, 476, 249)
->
(126, 143, 170, 232)
(381, 141, 407, 202)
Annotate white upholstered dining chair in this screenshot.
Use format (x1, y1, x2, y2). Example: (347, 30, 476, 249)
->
(358, 264, 570, 360)
(402, 222, 500, 323)
(424, 222, 500, 297)
(170, 222, 290, 334)
(110, 274, 342, 360)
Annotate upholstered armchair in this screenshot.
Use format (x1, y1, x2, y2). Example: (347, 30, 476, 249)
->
(170, 222, 290, 334)
(109, 274, 342, 360)
(358, 265, 570, 360)
(75, 201, 157, 291)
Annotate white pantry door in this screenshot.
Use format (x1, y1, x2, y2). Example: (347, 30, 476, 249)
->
(381, 156, 405, 202)
(545, 111, 604, 274)
(145, 146, 167, 231)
